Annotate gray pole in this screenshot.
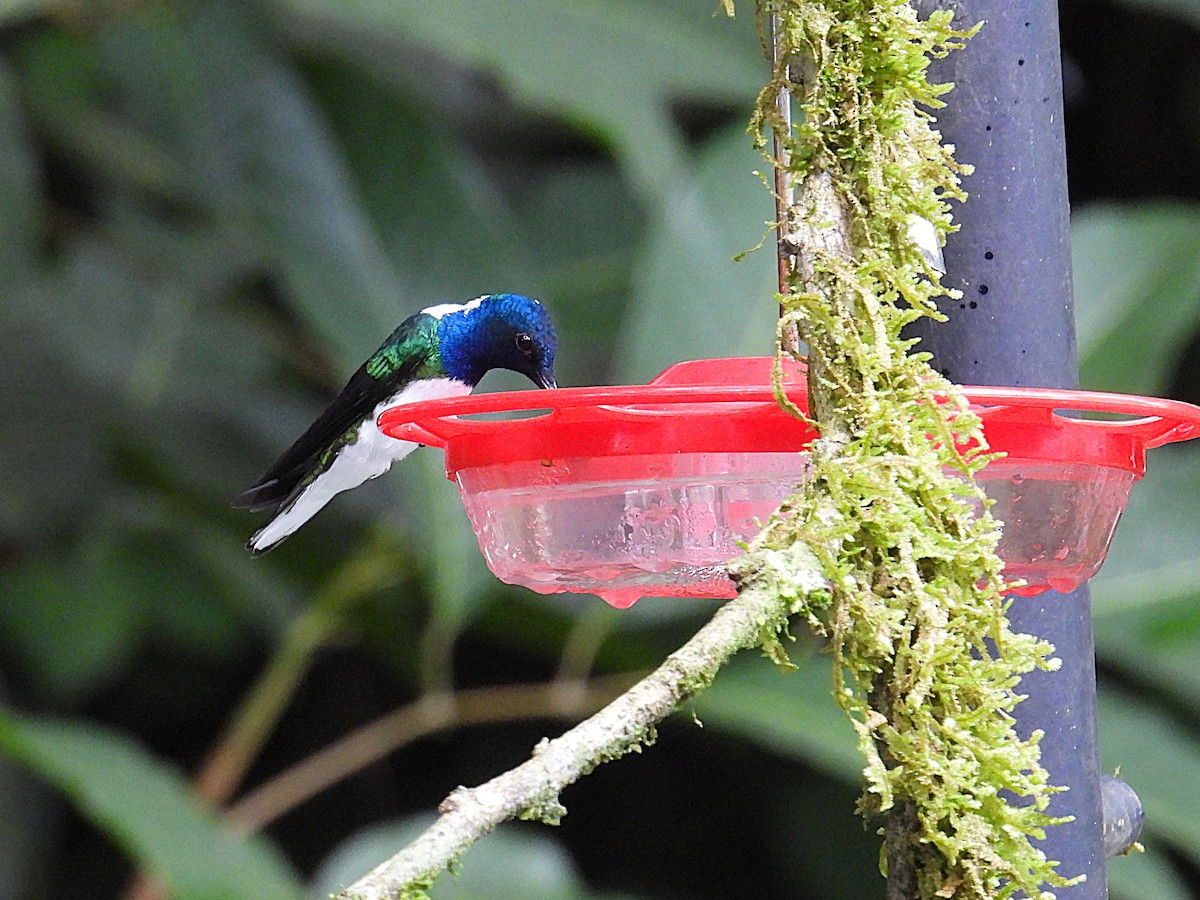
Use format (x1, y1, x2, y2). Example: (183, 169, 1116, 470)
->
(910, 1, 1107, 895)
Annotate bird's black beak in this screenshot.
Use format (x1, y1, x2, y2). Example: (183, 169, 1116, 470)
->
(535, 372, 557, 390)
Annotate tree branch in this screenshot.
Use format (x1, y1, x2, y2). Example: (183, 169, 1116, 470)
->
(334, 554, 826, 900)
(223, 676, 636, 835)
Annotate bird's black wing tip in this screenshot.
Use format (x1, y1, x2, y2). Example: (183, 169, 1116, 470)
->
(232, 479, 286, 512)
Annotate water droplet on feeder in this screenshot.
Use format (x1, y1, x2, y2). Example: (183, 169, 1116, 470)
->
(596, 590, 642, 609)
(1046, 575, 1079, 594)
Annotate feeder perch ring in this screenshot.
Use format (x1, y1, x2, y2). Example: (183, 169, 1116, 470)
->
(379, 358, 1200, 608)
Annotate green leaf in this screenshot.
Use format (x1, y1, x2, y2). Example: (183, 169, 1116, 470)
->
(1107, 839, 1194, 900)
(1099, 689, 1200, 865)
(14, 28, 188, 202)
(306, 59, 531, 305)
(21, 231, 255, 408)
(63, 2, 406, 367)
(507, 163, 643, 385)
(277, 0, 764, 200)
(0, 59, 40, 285)
(105, 533, 250, 661)
(0, 753, 57, 900)
(0, 711, 303, 900)
(1091, 450, 1200, 703)
(698, 650, 863, 782)
(391, 451, 496, 632)
(1072, 203, 1200, 393)
(310, 59, 645, 384)
(0, 548, 141, 705)
(1093, 449, 1200, 592)
(617, 122, 778, 382)
(0, 0, 54, 25)
(1094, 590, 1200, 712)
(0, 314, 110, 536)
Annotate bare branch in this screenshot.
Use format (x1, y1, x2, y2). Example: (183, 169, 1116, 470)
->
(223, 676, 635, 835)
(334, 562, 823, 900)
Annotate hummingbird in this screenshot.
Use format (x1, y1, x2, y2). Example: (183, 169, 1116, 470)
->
(234, 293, 557, 555)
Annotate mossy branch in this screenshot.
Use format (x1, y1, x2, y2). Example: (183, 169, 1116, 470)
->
(332, 556, 826, 900)
(731, 2, 1078, 897)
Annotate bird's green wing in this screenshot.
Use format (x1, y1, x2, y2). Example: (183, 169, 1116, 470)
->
(233, 314, 440, 512)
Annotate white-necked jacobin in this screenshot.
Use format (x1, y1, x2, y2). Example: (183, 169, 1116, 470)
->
(235, 293, 557, 554)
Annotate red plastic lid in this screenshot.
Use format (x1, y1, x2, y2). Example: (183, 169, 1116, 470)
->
(377, 358, 1200, 478)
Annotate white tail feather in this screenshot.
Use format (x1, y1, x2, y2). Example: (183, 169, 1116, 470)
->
(249, 377, 471, 553)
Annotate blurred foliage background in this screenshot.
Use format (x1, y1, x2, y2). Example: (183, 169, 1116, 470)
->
(1, 0, 1200, 897)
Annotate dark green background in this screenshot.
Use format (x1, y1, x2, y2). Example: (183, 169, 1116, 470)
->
(1, 1, 1199, 897)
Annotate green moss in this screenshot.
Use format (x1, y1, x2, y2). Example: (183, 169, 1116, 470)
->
(738, 2, 1079, 896)
(519, 794, 569, 826)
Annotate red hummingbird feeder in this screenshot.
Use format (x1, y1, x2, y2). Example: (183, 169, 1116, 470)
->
(378, 357, 1200, 608)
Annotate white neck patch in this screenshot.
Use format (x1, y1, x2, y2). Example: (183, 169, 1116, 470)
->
(421, 295, 489, 320)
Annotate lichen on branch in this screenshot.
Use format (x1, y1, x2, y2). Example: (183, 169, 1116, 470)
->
(733, 2, 1078, 897)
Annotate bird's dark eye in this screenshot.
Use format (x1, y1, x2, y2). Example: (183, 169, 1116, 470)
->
(515, 332, 534, 356)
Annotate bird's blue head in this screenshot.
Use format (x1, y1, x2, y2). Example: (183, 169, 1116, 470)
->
(437, 293, 557, 390)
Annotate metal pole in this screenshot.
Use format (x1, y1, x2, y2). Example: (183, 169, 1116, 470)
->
(910, 1, 1107, 895)
(770, 9, 793, 301)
